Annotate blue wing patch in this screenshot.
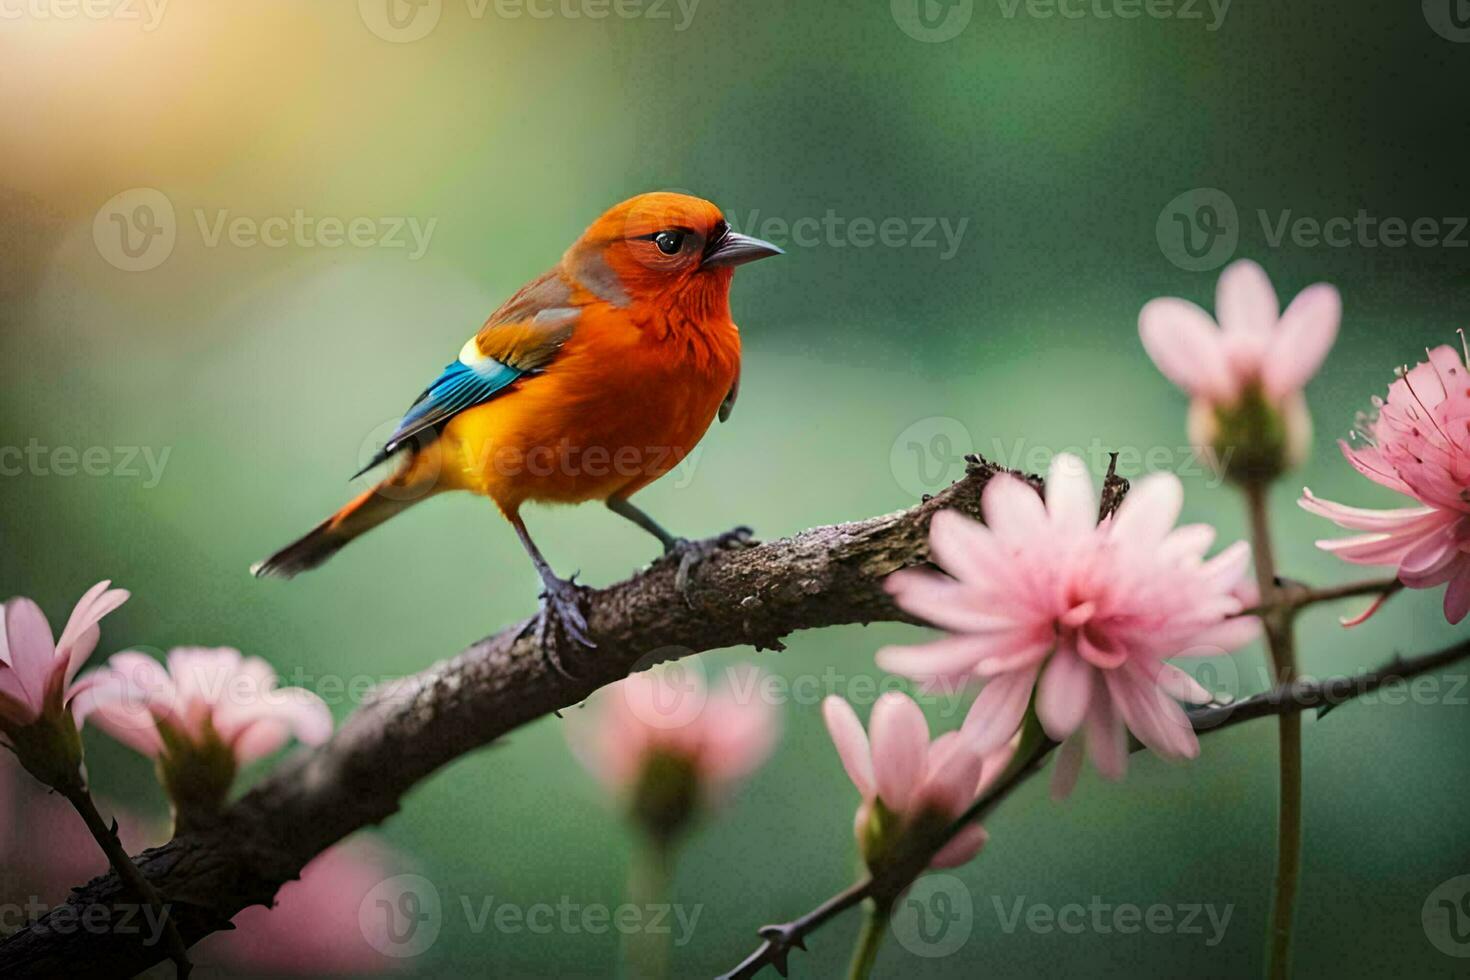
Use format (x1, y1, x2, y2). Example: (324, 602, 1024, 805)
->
(352, 356, 522, 479)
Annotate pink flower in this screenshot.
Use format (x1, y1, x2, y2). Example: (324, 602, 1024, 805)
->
(1140, 259, 1340, 478)
(0, 581, 129, 790)
(78, 647, 332, 822)
(198, 838, 401, 976)
(568, 664, 778, 839)
(1300, 341, 1470, 624)
(823, 692, 1012, 872)
(879, 454, 1259, 797)
(82, 647, 333, 760)
(0, 581, 129, 730)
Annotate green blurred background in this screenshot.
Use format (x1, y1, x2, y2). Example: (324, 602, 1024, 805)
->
(2, 0, 1468, 976)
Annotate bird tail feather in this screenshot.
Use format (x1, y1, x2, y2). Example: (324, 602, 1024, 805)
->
(251, 454, 440, 579)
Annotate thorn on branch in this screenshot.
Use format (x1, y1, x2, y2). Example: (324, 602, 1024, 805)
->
(1098, 452, 1129, 522)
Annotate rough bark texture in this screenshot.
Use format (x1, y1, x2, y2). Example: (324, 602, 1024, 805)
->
(0, 456, 1022, 978)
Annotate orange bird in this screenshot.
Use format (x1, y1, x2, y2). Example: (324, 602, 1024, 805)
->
(252, 193, 782, 665)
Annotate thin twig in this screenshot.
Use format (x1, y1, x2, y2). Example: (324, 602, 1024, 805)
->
(62, 788, 193, 978)
(1241, 480, 1301, 980)
(1238, 576, 1403, 620)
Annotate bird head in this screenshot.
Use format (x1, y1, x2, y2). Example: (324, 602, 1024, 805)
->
(563, 192, 782, 307)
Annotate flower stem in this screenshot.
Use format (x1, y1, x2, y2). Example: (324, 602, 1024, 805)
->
(63, 786, 193, 978)
(626, 836, 675, 980)
(847, 898, 891, 980)
(1243, 481, 1301, 980)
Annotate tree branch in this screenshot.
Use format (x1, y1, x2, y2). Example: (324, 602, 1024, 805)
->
(0, 457, 1022, 978)
(719, 636, 1470, 979)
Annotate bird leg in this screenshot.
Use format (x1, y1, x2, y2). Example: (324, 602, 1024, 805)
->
(605, 498, 754, 595)
(510, 515, 594, 678)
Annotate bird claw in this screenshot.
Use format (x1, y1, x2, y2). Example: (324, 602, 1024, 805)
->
(666, 525, 755, 595)
(519, 573, 595, 678)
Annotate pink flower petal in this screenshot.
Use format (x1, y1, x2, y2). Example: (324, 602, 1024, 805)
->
(1316, 531, 1421, 566)
(1049, 735, 1085, 801)
(1198, 540, 1253, 593)
(1262, 283, 1339, 399)
(0, 684, 32, 727)
(1147, 661, 1213, 705)
(1035, 646, 1092, 741)
(3, 599, 56, 714)
(885, 570, 1019, 633)
(961, 666, 1038, 754)
(1108, 472, 1184, 550)
(1106, 669, 1198, 760)
(1297, 488, 1441, 533)
(1215, 259, 1279, 351)
(971, 633, 1055, 677)
(1186, 613, 1262, 653)
(981, 475, 1048, 545)
(1138, 297, 1234, 401)
(875, 635, 990, 685)
(1399, 532, 1462, 586)
(869, 692, 929, 813)
(57, 581, 129, 687)
(1076, 630, 1129, 670)
(1044, 453, 1096, 537)
(1084, 685, 1128, 781)
(1444, 562, 1470, 625)
(231, 689, 334, 764)
(925, 510, 1007, 587)
(822, 696, 874, 798)
(1339, 591, 1393, 628)
(915, 731, 985, 818)
(930, 822, 988, 869)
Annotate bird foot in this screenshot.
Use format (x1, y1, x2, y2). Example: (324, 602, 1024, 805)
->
(519, 573, 595, 678)
(665, 526, 755, 596)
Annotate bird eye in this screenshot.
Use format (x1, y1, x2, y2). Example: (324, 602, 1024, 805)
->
(653, 230, 684, 255)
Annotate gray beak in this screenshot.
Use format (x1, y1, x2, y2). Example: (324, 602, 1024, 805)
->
(702, 226, 784, 268)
